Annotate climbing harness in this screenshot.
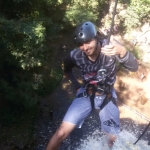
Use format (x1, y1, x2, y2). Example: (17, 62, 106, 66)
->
(76, 84, 115, 110)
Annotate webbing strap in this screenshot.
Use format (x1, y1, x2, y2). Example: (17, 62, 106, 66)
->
(100, 94, 116, 110)
(89, 92, 116, 110)
(77, 91, 116, 110)
(90, 94, 95, 109)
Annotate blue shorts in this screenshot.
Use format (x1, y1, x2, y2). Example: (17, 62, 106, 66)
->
(63, 88, 120, 134)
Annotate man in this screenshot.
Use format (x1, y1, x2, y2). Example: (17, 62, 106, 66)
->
(46, 21, 138, 150)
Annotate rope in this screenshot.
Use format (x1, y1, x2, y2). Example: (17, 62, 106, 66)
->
(117, 100, 150, 145)
(134, 122, 150, 145)
(107, 0, 118, 44)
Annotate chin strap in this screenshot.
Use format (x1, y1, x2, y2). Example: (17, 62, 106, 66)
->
(94, 36, 99, 53)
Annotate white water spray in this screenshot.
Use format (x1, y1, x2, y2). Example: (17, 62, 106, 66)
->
(77, 130, 150, 150)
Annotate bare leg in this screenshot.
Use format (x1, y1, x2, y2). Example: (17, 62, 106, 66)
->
(106, 133, 117, 148)
(46, 122, 76, 150)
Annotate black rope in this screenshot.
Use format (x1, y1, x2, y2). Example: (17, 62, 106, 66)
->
(117, 95, 150, 145)
(134, 122, 150, 145)
(103, 0, 118, 65)
(107, 0, 118, 44)
(106, 0, 150, 145)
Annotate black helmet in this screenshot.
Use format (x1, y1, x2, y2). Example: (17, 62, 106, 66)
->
(73, 21, 98, 44)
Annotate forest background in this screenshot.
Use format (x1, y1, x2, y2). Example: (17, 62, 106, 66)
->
(0, 0, 150, 149)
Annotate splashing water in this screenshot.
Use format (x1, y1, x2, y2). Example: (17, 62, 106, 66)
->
(76, 130, 150, 150)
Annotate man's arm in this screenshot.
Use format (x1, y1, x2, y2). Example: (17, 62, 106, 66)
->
(64, 55, 81, 90)
(116, 50, 138, 72)
(101, 38, 138, 72)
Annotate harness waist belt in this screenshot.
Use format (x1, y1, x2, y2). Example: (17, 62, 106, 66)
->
(77, 90, 89, 98)
(76, 84, 115, 109)
(76, 84, 114, 98)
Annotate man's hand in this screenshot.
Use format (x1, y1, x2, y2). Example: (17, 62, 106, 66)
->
(101, 38, 127, 58)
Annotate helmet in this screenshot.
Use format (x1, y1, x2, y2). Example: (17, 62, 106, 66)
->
(73, 21, 98, 44)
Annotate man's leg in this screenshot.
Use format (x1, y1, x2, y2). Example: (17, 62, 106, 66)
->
(46, 95, 92, 150)
(46, 122, 76, 150)
(105, 133, 117, 148)
(99, 100, 120, 149)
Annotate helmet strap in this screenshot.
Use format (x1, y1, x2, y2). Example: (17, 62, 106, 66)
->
(95, 36, 99, 53)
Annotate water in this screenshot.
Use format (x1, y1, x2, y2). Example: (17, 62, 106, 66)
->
(77, 130, 150, 150)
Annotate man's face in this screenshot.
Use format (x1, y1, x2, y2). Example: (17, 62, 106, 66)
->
(79, 38, 98, 56)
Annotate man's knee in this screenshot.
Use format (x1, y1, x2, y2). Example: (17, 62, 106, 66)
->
(55, 127, 66, 140)
(55, 122, 76, 140)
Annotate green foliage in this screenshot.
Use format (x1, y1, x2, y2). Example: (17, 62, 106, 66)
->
(0, 19, 45, 69)
(0, 0, 37, 19)
(0, 0, 107, 147)
(0, 16, 63, 125)
(63, 0, 106, 26)
(123, 0, 150, 31)
(0, 17, 46, 105)
(0, 107, 38, 148)
(0, 0, 65, 127)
